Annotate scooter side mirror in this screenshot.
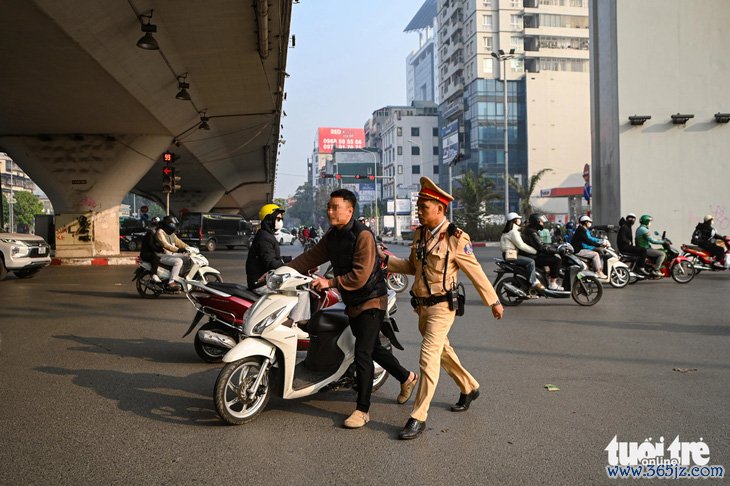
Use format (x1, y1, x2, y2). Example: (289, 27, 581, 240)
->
(653, 231, 660, 236)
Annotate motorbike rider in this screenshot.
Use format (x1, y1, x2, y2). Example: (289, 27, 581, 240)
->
(523, 214, 564, 290)
(155, 215, 191, 291)
(246, 203, 292, 291)
(499, 212, 540, 289)
(139, 216, 162, 281)
(635, 214, 665, 276)
(692, 215, 727, 268)
(287, 188, 417, 430)
(570, 216, 608, 279)
(617, 213, 648, 276)
(564, 221, 576, 243)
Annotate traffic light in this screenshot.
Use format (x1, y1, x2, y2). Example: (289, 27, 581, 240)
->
(355, 175, 376, 181)
(335, 174, 342, 180)
(162, 151, 179, 164)
(162, 166, 182, 194)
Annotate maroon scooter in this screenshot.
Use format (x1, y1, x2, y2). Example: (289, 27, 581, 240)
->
(183, 279, 342, 362)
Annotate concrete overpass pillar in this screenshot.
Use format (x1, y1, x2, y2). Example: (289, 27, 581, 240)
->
(0, 135, 171, 257)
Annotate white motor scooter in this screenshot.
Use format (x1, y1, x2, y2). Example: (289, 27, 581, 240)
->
(600, 241, 631, 288)
(213, 266, 400, 425)
(133, 246, 222, 298)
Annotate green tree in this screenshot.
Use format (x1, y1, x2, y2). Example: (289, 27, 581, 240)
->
(508, 168, 553, 218)
(454, 171, 502, 237)
(3, 191, 44, 231)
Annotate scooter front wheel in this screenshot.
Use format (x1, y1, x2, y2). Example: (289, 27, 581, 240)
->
(571, 276, 603, 306)
(215, 357, 271, 425)
(671, 260, 695, 284)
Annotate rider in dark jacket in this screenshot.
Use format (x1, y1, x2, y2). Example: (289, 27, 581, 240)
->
(245, 204, 291, 290)
(616, 213, 647, 275)
(693, 215, 726, 267)
(522, 214, 563, 290)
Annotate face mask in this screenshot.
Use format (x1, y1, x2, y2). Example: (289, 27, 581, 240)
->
(275, 220, 283, 231)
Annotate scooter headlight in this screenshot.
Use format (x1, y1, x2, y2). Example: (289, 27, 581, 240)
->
(266, 272, 290, 291)
(252, 307, 288, 334)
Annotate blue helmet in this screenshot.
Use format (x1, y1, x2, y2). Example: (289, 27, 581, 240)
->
(566, 221, 575, 230)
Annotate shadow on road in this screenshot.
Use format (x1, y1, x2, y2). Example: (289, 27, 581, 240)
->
(53, 334, 201, 364)
(49, 289, 139, 299)
(36, 366, 221, 426)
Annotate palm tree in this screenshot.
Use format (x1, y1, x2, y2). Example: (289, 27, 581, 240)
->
(508, 168, 553, 217)
(454, 171, 502, 236)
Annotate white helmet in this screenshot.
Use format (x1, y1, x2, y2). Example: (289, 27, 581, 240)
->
(704, 214, 714, 223)
(626, 212, 636, 219)
(506, 212, 522, 222)
(579, 215, 593, 223)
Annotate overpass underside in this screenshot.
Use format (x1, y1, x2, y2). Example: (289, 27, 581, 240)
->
(0, 0, 291, 257)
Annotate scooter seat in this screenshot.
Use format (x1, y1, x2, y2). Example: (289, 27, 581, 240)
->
(619, 254, 638, 261)
(683, 244, 702, 251)
(207, 282, 259, 301)
(308, 308, 350, 335)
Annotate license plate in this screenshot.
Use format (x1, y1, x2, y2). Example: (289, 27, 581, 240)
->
(39, 247, 47, 255)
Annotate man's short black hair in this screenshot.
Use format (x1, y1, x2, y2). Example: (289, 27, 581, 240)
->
(329, 189, 357, 208)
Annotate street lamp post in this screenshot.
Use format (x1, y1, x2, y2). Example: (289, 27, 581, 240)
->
(491, 49, 515, 216)
(8, 159, 14, 232)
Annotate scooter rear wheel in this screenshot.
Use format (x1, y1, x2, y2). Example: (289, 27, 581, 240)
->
(609, 266, 630, 289)
(194, 322, 234, 363)
(136, 273, 161, 298)
(215, 357, 271, 425)
(495, 276, 526, 306)
(386, 273, 409, 293)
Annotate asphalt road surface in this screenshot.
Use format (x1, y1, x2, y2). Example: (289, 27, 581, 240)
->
(1, 243, 728, 484)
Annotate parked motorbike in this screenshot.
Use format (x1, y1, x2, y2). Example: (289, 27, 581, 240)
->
(681, 235, 730, 274)
(213, 267, 400, 425)
(620, 231, 695, 284)
(379, 241, 409, 293)
(133, 247, 221, 298)
(493, 243, 603, 306)
(183, 277, 342, 363)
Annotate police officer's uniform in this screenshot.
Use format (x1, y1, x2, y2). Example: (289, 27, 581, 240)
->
(387, 177, 501, 429)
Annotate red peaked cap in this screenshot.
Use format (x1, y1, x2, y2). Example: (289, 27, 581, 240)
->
(418, 176, 453, 206)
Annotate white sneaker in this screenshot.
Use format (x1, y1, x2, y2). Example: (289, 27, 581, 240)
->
(597, 272, 608, 279)
(151, 274, 161, 282)
(548, 283, 564, 291)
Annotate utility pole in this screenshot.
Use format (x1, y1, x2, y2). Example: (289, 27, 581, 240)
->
(491, 49, 515, 215)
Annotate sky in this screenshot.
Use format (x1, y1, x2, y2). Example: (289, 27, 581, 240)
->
(274, 0, 425, 197)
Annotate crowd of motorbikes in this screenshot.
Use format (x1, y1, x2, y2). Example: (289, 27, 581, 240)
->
(130, 215, 728, 425)
(493, 221, 728, 307)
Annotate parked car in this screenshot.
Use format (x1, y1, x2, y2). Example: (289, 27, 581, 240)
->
(178, 212, 252, 251)
(119, 217, 147, 251)
(275, 228, 296, 245)
(0, 230, 51, 280)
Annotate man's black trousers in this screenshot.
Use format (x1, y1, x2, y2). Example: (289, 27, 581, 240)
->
(349, 308, 409, 413)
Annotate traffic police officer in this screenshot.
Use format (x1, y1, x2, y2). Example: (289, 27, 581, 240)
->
(381, 177, 504, 440)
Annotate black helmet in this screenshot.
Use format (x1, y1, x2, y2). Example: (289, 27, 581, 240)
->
(161, 215, 178, 235)
(529, 213, 546, 228)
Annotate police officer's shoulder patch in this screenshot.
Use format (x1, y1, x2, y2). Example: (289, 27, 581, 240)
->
(464, 243, 473, 255)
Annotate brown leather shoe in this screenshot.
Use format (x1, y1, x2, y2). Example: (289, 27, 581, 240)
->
(397, 373, 419, 404)
(343, 410, 370, 429)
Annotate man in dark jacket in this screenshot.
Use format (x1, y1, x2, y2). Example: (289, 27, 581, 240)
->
(522, 214, 563, 290)
(617, 213, 648, 275)
(245, 203, 291, 290)
(287, 189, 417, 429)
(693, 215, 726, 267)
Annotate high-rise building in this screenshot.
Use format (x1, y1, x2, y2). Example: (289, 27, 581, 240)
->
(436, 0, 589, 216)
(405, 0, 439, 105)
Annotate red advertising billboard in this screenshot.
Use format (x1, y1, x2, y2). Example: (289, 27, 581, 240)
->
(317, 127, 365, 154)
